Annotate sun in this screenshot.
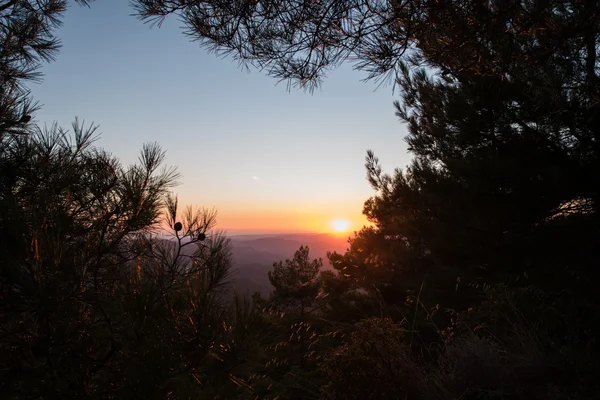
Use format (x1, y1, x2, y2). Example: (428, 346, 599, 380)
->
(331, 219, 350, 233)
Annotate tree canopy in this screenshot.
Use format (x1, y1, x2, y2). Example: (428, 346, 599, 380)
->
(132, 1, 600, 91)
(0, 2, 263, 398)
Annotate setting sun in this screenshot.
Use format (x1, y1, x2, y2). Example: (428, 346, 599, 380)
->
(331, 219, 350, 233)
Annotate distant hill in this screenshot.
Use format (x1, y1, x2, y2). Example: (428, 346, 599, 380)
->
(229, 233, 350, 296)
(152, 233, 351, 297)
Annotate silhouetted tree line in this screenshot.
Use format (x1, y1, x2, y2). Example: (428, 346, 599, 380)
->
(2, 0, 599, 399)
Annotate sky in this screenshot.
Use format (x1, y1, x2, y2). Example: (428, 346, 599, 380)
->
(30, 1, 411, 235)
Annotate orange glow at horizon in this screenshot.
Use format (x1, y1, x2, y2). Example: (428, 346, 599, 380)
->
(178, 193, 371, 235)
(202, 206, 368, 235)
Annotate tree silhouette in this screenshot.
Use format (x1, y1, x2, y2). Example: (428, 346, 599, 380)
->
(132, 0, 412, 90)
(0, 0, 93, 134)
(0, 2, 264, 398)
(0, 122, 264, 399)
(132, 1, 600, 92)
(252, 246, 326, 400)
(268, 245, 323, 317)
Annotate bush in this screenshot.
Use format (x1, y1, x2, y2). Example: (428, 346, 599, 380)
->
(321, 288, 600, 400)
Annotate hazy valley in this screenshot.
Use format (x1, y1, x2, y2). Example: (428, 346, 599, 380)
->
(229, 233, 350, 295)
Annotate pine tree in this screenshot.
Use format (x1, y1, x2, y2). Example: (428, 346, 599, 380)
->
(245, 247, 326, 400)
(0, 0, 93, 134)
(268, 245, 323, 317)
(0, 2, 264, 398)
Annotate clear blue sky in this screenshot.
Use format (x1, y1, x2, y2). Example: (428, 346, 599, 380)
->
(30, 1, 411, 234)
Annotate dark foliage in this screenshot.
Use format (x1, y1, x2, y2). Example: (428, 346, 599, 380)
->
(0, 0, 93, 133)
(0, 124, 265, 399)
(0, 2, 265, 399)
